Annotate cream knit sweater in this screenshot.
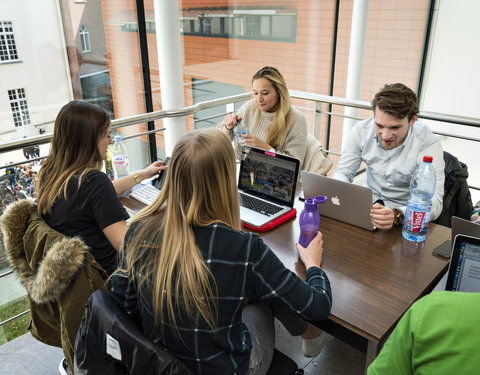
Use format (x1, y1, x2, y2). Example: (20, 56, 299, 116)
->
(220, 99, 307, 170)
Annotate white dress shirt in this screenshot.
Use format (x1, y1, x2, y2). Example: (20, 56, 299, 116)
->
(332, 118, 445, 220)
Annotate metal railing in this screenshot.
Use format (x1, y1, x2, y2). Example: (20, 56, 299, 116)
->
(1, 91, 480, 331)
(2, 91, 480, 166)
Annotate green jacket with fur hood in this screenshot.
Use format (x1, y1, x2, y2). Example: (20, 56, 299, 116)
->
(0, 199, 108, 372)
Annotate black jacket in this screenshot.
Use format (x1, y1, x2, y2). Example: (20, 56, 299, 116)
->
(434, 152, 473, 227)
(75, 290, 192, 375)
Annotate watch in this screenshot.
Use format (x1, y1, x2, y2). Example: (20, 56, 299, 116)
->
(393, 208, 404, 226)
(132, 173, 141, 184)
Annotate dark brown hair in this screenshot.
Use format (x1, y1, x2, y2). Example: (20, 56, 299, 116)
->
(36, 101, 110, 214)
(372, 83, 419, 121)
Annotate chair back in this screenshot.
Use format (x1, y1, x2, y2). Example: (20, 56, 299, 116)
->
(302, 134, 333, 176)
(434, 151, 474, 227)
(75, 290, 192, 375)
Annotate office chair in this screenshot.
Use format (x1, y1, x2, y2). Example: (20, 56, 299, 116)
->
(75, 290, 302, 375)
(75, 290, 191, 375)
(434, 151, 473, 227)
(302, 134, 333, 176)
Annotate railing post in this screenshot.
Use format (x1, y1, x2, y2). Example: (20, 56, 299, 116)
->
(153, 0, 186, 155)
(313, 101, 322, 140)
(342, 0, 370, 151)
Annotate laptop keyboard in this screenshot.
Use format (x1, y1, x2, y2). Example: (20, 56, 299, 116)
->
(129, 184, 160, 206)
(239, 193, 283, 216)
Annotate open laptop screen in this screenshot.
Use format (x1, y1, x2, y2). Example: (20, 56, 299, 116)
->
(239, 147, 299, 207)
(445, 234, 480, 292)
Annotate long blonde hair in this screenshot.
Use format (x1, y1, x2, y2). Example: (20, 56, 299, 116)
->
(252, 66, 292, 149)
(119, 128, 241, 330)
(36, 101, 110, 215)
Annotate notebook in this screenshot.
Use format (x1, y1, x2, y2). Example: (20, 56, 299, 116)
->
(445, 234, 480, 292)
(239, 147, 299, 229)
(300, 171, 375, 231)
(129, 157, 170, 205)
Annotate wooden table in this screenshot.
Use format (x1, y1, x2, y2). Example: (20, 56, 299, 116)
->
(258, 195, 450, 369)
(121, 191, 450, 369)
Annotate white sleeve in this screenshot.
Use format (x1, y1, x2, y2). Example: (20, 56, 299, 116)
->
(332, 124, 363, 183)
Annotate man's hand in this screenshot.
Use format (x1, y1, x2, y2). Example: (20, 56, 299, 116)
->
(370, 203, 395, 230)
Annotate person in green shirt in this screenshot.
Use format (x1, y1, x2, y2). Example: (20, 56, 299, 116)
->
(368, 291, 480, 375)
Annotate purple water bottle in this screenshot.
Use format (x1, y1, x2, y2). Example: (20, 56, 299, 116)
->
(298, 197, 322, 247)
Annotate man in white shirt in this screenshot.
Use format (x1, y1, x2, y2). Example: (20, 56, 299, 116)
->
(332, 83, 444, 230)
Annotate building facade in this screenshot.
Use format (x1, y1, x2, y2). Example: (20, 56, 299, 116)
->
(0, 0, 72, 141)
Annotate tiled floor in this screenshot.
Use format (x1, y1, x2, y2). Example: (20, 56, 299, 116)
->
(274, 319, 366, 375)
(0, 333, 63, 375)
(0, 324, 366, 375)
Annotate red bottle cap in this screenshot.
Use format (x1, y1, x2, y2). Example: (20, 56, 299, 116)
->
(423, 155, 433, 163)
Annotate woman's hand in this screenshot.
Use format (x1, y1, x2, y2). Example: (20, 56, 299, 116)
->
(221, 113, 241, 132)
(239, 134, 271, 150)
(138, 160, 168, 181)
(296, 231, 324, 270)
(112, 160, 168, 195)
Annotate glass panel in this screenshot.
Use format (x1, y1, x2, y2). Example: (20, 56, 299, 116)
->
(191, 78, 245, 129)
(272, 15, 294, 39)
(91, 0, 152, 168)
(260, 16, 270, 37)
(233, 17, 244, 37)
(0, 295, 29, 345)
(211, 17, 221, 35)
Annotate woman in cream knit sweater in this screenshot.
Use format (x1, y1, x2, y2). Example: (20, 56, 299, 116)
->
(219, 66, 307, 169)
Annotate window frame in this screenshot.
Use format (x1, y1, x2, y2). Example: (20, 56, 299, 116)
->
(79, 24, 91, 53)
(180, 13, 296, 42)
(0, 21, 20, 62)
(8, 88, 31, 127)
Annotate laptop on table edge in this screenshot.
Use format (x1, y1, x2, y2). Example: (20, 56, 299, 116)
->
(445, 233, 480, 292)
(300, 171, 375, 231)
(238, 147, 299, 230)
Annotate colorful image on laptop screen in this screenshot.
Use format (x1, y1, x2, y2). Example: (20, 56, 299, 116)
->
(239, 149, 297, 206)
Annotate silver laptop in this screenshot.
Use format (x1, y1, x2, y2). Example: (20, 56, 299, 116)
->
(300, 171, 375, 231)
(445, 234, 480, 292)
(239, 147, 299, 228)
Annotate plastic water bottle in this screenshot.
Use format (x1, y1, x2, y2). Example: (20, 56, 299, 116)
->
(234, 121, 249, 143)
(111, 135, 129, 179)
(402, 156, 436, 242)
(299, 196, 327, 247)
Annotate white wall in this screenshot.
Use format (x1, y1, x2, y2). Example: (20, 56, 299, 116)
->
(421, 0, 480, 204)
(0, 0, 72, 139)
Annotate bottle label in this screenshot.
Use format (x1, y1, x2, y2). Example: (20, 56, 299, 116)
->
(113, 155, 128, 167)
(411, 210, 426, 232)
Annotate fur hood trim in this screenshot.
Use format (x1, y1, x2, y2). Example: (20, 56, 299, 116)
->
(0, 199, 89, 304)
